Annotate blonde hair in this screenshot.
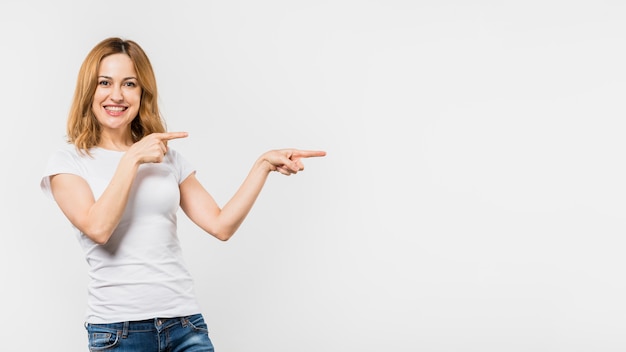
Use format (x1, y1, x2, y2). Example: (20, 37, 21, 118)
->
(66, 37, 166, 153)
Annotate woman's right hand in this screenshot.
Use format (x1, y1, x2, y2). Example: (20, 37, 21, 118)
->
(126, 132, 189, 164)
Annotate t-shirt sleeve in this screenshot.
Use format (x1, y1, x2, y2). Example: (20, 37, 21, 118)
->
(167, 148, 196, 184)
(40, 147, 85, 201)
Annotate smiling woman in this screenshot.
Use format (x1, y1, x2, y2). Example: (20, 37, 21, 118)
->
(39, 37, 325, 352)
(66, 38, 167, 155)
(92, 53, 142, 147)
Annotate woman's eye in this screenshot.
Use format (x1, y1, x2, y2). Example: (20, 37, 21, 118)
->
(98, 80, 110, 86)
(124, 81, 137, 87)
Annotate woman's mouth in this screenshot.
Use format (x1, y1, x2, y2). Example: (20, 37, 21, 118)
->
(105, 106, 127, 112)
(104, 106, 128, 116)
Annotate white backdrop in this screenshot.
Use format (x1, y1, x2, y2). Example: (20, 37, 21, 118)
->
(1, 1, 626, 351)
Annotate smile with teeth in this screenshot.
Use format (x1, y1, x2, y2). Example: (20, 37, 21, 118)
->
(105, 106, 127, 112)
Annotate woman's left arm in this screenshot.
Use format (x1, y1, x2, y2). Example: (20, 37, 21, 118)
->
(179, 148, 325, 241)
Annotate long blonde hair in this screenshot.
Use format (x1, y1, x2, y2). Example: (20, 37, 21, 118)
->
(66, 37, 166, 153)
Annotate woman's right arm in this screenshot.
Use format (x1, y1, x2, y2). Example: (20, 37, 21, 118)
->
(50, 155, 140, 245)
(49, 132, 188, 244)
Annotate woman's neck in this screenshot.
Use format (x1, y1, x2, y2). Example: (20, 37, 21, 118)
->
(98, 131, 134, 151)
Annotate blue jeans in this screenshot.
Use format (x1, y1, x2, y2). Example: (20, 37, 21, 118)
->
(85, 314, 215, 352)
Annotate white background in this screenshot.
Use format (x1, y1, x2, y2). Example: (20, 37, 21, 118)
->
(1, 1, 625, 351)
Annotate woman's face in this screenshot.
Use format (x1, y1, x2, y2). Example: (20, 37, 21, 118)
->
(92, 53, 141, 134)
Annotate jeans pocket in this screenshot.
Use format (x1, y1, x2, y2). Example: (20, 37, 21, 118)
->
(186, 314, 209, 333)
(87, 326, 120, 351)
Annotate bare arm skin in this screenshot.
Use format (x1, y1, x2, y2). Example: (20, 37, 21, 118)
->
(180, 149, 326, 241)
(49, 132, 188, 244)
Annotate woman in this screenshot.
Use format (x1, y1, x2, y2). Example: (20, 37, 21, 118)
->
(40, 37, 325, 351)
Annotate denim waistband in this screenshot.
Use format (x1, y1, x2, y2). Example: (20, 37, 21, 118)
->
(85, 314, 202, 337)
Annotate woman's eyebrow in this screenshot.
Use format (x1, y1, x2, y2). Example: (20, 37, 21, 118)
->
(97, 75, 138, 80)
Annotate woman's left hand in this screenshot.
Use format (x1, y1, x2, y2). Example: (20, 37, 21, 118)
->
(261, 149, 326, 175)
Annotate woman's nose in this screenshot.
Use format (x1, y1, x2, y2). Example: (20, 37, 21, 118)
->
(110, 85, 124, 101)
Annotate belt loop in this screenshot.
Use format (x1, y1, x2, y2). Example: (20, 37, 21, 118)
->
(180, 316, 188, 327)
(122, 321, 130, 339)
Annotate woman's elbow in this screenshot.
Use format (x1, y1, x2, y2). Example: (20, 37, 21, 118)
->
(212, 230, 234, 242)
(82, 227, 114, 245)
(198, 219, 238, 241)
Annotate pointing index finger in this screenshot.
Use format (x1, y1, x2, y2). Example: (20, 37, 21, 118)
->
(157, 132, 189, 141)
(292, 150, 327, 158)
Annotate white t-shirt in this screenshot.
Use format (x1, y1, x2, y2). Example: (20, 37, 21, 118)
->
(40, 145, 203, 323)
